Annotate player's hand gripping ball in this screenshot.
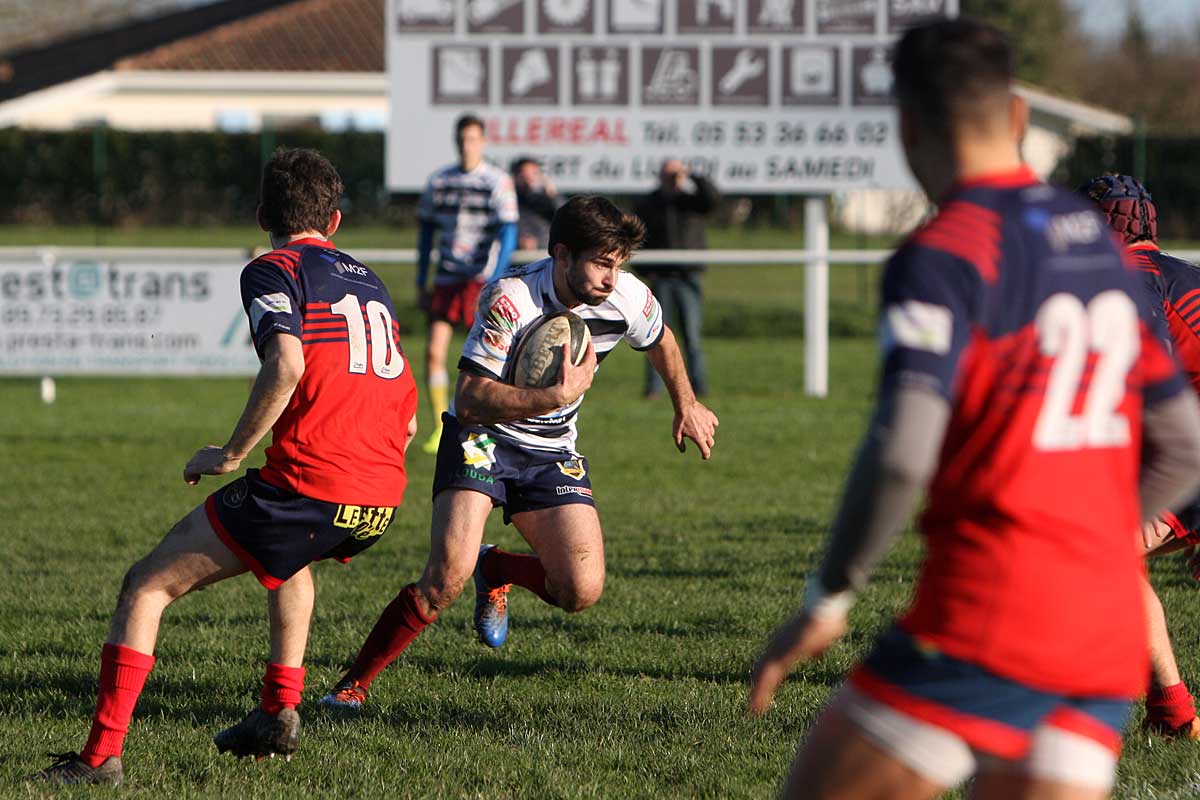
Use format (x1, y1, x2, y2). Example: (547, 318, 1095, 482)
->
(507, 311, 591, 389)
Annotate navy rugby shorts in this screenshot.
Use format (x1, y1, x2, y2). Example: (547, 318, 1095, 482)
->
(205, 469, 395, 589)
(431, 414, 595, 524)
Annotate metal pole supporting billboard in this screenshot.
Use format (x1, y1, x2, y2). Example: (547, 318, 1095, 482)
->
(804, 196, 829, 398)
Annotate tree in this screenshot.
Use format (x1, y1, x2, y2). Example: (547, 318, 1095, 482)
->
(961, 0, 1084, 93)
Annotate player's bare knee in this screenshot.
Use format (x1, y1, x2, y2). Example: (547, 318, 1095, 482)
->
(555, 579, 603, 613)
(421, 574, 467, 611)
(115, 560, 173, 611)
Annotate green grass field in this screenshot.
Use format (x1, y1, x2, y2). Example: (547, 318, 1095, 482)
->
(4, 230, 1200, 798)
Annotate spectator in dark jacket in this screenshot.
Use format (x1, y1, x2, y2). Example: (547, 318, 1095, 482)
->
(511, 157, 563, 253)
(634, 160, 718, 397)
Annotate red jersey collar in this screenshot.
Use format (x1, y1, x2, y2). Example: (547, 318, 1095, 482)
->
(950, 164, 1040, 192)
(1127, 241, 1160, 253)
(285, 236, 334, 249)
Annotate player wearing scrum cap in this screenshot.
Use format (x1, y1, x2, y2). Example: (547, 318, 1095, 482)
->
(1083, 173, 1200, 740)
(319, 196, 719, 709)
(749, 19, 1200, 799)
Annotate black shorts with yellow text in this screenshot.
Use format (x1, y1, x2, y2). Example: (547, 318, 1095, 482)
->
(205, 469, 394, 589)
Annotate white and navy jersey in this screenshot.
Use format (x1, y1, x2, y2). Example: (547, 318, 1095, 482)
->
(454, 258, 665, 454)
(417, 161, 518, 285)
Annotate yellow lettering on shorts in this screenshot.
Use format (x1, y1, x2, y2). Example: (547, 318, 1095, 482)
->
(334, 504, 395, 540)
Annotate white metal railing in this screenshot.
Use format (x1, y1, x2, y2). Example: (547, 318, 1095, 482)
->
(9, 237, 1195, 397)
(0, 246, 894, 265)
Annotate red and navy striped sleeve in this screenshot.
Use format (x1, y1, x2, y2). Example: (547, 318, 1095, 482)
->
(879, 205, 990, 400)
(240, 248, 304, 356)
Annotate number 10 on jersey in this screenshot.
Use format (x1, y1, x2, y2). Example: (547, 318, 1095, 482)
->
(330, 294, 405, 379)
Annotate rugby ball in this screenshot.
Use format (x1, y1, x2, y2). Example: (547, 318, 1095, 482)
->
(507, 311, 591, 389)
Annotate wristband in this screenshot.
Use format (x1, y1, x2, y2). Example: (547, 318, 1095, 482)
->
(801, 578, 856, 618)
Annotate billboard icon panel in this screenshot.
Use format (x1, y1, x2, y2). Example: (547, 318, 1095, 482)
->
(397, 0, 454, 32)
(539, 0, 595, 33)
(712, 47, 769, 107)
(610, 0, 665, 34)
(887, 0, 949, 31)
(572, 47, 630, 106)
(502, 47, 560, 105)
(641, 46, 700, 106)
(784, 46, 840, 106)
(432, 46, 490, 106)
(851, 45, 893, 106)
(817, 0, 879, 35)
(468, 0, 525, 33)
(747, 0, 804, 34)
(678, 0, 735, 33)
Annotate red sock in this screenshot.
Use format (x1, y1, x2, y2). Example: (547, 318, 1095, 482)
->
(345, 584, 435, 690)
(1147, 681, 1197, 728)
(481, 548, 556, 606)
(80, 643, 155, 768)
(261, 663, 305, 715)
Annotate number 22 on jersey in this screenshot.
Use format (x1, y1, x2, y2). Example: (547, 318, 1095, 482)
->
(1033, 290, 1138, 451)
(329, 294, 405, 379)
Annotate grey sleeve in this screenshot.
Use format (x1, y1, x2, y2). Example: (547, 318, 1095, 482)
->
(815, 385, 951, 595)
(1141, 391, 1200, 520)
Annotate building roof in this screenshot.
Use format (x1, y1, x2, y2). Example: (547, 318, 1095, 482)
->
(116, 0, 383, 72)
(0, 0, 295, 102)
(0, 0, 201, 56)
(1016, 82, 1133, 135)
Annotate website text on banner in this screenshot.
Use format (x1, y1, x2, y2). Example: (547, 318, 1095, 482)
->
(0, 258, 259, 376)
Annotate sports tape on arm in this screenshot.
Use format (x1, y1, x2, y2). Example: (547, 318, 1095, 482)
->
(1140, 391, 1200, 520)
(809, 385, 951, 610)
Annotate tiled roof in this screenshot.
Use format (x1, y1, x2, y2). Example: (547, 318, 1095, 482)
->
(115, 0, 383, 72)
(0, 0, 190, 56)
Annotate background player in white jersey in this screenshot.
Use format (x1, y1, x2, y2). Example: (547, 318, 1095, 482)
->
(416, 113, 519, 453)
(320, 196, 719, 707)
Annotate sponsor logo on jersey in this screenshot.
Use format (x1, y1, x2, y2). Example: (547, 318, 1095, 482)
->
(250, 292, 293, 330)
(642, 287, 655, 320)
(462, 432, 498, 469)
(1028, 209, 1103, 252)
(882, 300, 952, 355)
(223, 478, 248, 509)
(557, 458, 587, 480)
(484, 330, 510, 355)
(488, 295, 520, 330)
(336, 261, 370, 277)
(457, 466, 496, 484)
(556, 485, 593, 497)
(333, 504, 395, 540)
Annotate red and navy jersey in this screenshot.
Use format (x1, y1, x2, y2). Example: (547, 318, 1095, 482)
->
(882, 166, 1186, 698)
(1128, 242, 1200, 396)
(240, 238, 418, 508)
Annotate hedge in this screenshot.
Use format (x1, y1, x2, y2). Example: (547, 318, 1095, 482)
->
(0, 128, 394, 226)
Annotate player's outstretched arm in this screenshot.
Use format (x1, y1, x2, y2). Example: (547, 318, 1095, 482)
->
(747, 384, 949, 715)
(455, 342, 597, 426)
(184, 334, 304, 484)
(1141, 391, 1200, 525)
(644, 326, 719, 459)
